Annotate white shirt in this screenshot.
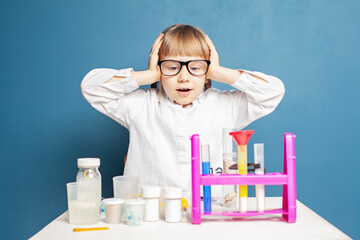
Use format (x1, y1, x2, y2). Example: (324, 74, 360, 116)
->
(81, 68, 285, 199)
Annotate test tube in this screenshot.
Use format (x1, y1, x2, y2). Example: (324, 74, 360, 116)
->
(254, 143, 265, 212)
(201, 144, 211, 213)
(238, 144, 248, 213)
(223, 128, 238, 207)
(229, 130, 254, 213)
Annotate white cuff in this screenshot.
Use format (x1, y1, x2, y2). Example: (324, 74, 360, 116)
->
(231, 70, 254, 92)
(104, 68, 139, 93)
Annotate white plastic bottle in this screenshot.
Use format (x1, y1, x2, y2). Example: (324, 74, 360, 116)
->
(142, 186, 161, 221)
(163, 187, 182, 223)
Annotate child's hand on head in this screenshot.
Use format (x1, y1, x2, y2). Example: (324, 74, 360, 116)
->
(204, 34, 241, 85)
(148, 33, 164, 84)
(204, 34, 220, 81)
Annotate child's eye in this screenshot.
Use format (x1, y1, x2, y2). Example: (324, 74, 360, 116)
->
(191, 67, 201, 71)
(167, 66, 179, 71)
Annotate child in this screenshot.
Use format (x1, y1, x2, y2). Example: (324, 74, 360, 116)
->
(81, 24, 285, 199)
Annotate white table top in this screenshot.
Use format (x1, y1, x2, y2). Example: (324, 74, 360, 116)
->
(30, 197, 351, 240)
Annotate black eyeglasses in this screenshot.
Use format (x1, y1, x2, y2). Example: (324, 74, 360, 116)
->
(158, 60, 211, 76)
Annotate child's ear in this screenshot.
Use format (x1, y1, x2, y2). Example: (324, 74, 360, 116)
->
(204, 79, 212, 89)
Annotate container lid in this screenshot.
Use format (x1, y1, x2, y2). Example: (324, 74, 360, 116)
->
(102, 198, 124, 206)
(163, 187, 182, 199)
(125, 198, 145, 206)
(77, 158, 100, 168)
(141, 186, 161, 198)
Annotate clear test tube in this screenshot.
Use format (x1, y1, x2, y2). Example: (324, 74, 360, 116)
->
(222, 128, 238, 208)
(201, 144, 211, 213)
(254, 143, 265, 212)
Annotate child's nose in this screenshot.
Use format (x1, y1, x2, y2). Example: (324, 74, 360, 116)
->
(178, 65, 191, 81)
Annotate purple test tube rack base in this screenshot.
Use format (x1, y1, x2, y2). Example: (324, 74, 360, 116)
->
(190, 133, 297, 224)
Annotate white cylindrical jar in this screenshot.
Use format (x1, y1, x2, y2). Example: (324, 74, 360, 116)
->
(163, 187, 182, 223)
(141, 186, 161, 221)
(102, 198, 124, 224)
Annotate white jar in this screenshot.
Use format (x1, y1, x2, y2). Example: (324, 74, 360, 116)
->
(102, 198, 124, 224)
(124, 198, 145, 226)
(142, 186, 161, 222)
(163, 187, 182, 223)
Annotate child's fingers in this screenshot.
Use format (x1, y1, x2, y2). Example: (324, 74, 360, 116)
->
(151, 34, 164, 54)
(204, 34, 216, 52)
(153, 34, 164, 48)
(153, 38, 163, 53)
(148, 34, 164, 70)
(150, 40, 163, 66)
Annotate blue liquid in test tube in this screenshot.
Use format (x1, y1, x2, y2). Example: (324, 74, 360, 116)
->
(201, 144, 211, 213)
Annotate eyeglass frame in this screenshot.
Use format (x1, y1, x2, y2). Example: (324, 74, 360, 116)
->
(158, 59, 211, 76)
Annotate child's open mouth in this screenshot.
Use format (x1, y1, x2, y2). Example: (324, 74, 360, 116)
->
(176, 88, 192, 96)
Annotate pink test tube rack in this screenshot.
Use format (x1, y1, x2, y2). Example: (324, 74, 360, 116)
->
(191, 132, 297, 224)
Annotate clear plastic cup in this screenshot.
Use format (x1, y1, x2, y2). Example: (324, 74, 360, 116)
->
(124, 198, 145, 226)
(113, 176, 139, 199)
(66, 182, 101, 224)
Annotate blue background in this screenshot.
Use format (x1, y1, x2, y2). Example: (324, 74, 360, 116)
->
(1, 0, 359, 239)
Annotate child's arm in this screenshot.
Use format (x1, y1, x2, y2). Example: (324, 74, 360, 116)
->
(106, 34, 163, 86)
(80, 68, 141, 129)
(80, 34, 164, 128)
(204, 35, 285, 129)
(218, 70, 285, 129)
(205, 35, 267, 85)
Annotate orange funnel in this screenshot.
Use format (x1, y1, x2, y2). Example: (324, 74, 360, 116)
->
(229, 130, 254, 145)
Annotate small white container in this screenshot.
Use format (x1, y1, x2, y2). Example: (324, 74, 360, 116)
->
(102, 198, 124, 224)
(163, 187, 182, 223)
(141, 186, 161, 222)
(124, 198, 145, 226)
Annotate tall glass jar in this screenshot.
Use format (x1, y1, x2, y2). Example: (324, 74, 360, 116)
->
(76, 158, 102, 206)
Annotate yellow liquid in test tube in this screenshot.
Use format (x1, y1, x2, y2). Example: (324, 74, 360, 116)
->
(238, 145, 247, 212)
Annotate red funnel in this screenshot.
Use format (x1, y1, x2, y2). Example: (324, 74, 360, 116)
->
(229, 130, 254, 145)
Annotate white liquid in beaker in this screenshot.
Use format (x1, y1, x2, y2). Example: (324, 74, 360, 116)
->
(68, 200, 100, 224)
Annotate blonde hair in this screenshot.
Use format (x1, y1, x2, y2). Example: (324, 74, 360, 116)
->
(152, 24, 211, 89)
(159, 24, 210, 60)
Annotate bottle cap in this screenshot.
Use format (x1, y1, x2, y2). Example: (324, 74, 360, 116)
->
(77, 158, 100, 168)
(163, 187, 182, 199)
(125, 198, 145, 206)
(141, 186, 161, 198)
